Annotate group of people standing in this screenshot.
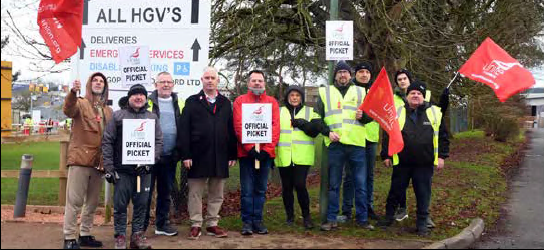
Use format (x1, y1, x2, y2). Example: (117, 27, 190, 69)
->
(60, 61, 449, 249)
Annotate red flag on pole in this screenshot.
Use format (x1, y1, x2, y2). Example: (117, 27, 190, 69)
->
(360, 67, 404, 156)
(458, 37, 535, 102)
(37, 0, 83, 64)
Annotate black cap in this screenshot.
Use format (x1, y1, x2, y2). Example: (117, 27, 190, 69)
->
(394, 69, 414, 85)
(334, 61, 352, 76)
(127, 84, 148, 99)
(354, 62, 373, 74)
(406, 81, 427, 98)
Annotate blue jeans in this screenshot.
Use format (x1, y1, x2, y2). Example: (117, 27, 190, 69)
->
(240, 157, 271, 224)
(144, 155, 177, 230)
(342, 142, 376, 216)
(327, 143, 368, 224)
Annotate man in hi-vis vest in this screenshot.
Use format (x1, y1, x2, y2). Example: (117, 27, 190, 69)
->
(379, 81, 450, 237)
(339, 62, 380, 223)
(314, 61, 375, 231)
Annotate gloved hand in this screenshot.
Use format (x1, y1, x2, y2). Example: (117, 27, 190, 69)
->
(291, 119, 308, 128)
(135, 165, 152, 176)
(258, 150, 270, 162)
(248, 147, 260, 160)
(105, 170, 119, 184)
(439, 87, 450, 113)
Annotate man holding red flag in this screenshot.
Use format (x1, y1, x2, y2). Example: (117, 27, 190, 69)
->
(376, 81, 450, 236)
(38, 0, 83, 63)
(458, 37, 535, 102)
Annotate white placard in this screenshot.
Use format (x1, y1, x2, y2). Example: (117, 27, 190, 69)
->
(71, 0, 211, 110)
(242, 104, 272, 144)
(32, 110, 41, 124)
(326, 21, 353, 61)
(119, 46, 151, 88)
(122, 119, 155, 165)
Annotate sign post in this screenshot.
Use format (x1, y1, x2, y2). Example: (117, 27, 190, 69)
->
(241, 104, 272, 170)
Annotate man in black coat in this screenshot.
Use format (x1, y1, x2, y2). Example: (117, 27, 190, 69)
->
(180, 67, 238, 240)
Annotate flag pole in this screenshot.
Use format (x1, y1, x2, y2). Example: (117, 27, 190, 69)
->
(446, 72, 460, 89)
(75, 47, 81, 97)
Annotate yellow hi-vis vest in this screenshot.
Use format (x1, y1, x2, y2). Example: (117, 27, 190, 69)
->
(147, 98, 185, 114)
(274, 106, 317, 167)
(319, 85, 366, 147)
(393, 105, 442, 166)
(425, 90, 432, 103)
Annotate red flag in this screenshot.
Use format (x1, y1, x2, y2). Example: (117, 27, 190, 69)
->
(360, 67, 404, 156)
(37, 0, 83, 64)
(458, 37, 535, 102)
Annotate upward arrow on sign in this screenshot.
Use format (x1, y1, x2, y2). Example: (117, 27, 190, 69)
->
(80, 39, 86, 60)
(191, 0, 199, 24)
(83, 0, 90, 25)
(191, 39, 201, 62)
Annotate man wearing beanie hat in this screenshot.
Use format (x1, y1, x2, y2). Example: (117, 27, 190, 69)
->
(313, 61, 375, 231)
(102, 84, 163, 249)
(390, 70, 441, 227)
(338, 61, 380, 223)
(378, 80, 450, 237)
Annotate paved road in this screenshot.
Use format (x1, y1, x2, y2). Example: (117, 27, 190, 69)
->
(0, 222, 429, 249)
(473, 128, 544, 249)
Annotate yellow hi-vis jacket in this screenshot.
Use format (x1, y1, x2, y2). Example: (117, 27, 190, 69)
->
(147, 98, 185, 113)
(319, 85, 366, 147)
(392, 104, 442, 166)
(274, 106, 318, 167)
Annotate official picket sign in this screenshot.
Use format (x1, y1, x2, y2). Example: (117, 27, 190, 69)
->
(242, 104, 272, 144)
(326, 21, 353, 61)
(122, 119, 155, 165)
(119, 46, 151, 88)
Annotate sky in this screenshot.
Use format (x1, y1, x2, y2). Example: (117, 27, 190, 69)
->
(1, 0, 544, 88)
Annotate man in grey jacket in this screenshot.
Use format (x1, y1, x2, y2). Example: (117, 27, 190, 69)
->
(102, 84, 163, 249)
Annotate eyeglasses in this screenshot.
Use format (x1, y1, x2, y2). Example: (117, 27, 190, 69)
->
(156, 81, 174, 85)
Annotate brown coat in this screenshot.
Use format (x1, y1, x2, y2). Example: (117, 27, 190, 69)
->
(63, 72, 113, 170)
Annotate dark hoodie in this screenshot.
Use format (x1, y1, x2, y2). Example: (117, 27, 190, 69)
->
(283, 86, 320, 138)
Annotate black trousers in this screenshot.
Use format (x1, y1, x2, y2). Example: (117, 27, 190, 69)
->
(144, 156, 177, 230)
(278, 165, 311, 219)
(114, 173, 151, 236)
(385, 164, 433, 229)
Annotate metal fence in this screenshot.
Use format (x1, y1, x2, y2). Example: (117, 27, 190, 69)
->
(449, 106, 469, 134)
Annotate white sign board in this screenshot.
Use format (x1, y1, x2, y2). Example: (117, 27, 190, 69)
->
(71, 0, 211, 110)
(242, 104, 272, 144)
(122, 119, 155, 165)
(119, 45, 151, 88)
(32, 110, 41, 124)
(326, 21, 353, 61)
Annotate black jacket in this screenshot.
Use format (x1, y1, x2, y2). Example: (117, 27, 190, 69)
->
(313, 81, 373, 136)
(381, 102, 450, 167)
(147, 91, 183, 163)
(180, 91, 237, 179)
(102, 101, 163, 175)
